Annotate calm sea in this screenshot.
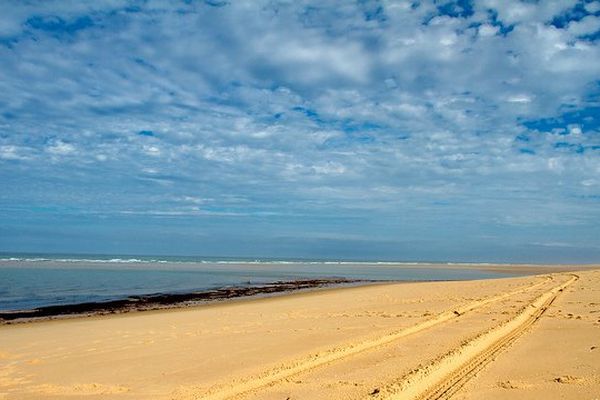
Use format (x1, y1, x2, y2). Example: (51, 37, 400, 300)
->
(0, 253, 515, 312)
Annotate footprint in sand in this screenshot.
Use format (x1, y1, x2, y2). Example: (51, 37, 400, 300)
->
(497, 380, 519, 389)
(553, 375, 585, 385)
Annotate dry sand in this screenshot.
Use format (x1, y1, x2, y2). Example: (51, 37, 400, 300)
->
(0, 265, 598, 399)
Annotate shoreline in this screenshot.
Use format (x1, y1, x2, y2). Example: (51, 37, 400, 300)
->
(2, 263, 598, 325)
(0, 278, 371, 324)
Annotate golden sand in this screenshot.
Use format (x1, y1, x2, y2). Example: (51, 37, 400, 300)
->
(1, 266, 598, 399)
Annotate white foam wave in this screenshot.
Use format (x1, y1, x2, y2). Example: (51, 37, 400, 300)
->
(0, 257, 510, 266)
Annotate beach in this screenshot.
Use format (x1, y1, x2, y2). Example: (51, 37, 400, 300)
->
(1, 265, 598, 399)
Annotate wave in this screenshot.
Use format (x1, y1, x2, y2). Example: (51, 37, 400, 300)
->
(0, 257, 165, 264)
(0, 257, 507, 266)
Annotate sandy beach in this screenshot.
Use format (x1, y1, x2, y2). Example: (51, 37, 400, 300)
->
(1, 265, 599, 399)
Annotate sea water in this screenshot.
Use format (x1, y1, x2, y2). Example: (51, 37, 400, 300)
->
(0, 253, 515, 311)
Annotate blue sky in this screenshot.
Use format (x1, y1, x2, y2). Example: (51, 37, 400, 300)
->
(1, 0, 599, 262)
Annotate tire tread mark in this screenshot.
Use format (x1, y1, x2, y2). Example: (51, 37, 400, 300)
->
(372, 274, 577, 400)
(194, 276, 553, 400)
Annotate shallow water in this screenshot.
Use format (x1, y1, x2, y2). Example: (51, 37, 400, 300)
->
(0, 255, 513, 311)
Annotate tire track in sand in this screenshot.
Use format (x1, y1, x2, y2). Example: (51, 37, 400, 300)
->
(192, 276, 553, 400)
(370, 274, 578, 400)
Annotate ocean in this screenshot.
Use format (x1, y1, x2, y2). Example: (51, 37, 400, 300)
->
(0, 253, 514, 312)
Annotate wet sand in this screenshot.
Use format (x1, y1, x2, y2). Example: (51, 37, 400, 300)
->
(0, 278, 364, 323)
(0, 265, 598, 399)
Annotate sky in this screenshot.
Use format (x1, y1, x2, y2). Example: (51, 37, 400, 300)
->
(0, 0, 599, 263)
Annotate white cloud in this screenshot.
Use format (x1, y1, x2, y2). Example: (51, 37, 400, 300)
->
(568, 15, 600, 36)
(506, 94, 533, 103)
(143, 145, 161, 156)
(568, 125, 582, 136)
(0, 145, 31, 160)
(478, 24, 499, 37)
(581, 179, 597, 187)
(476, 0, 578, 26)
(481, 0, 537, 25)
(312, 161, 346, 176)
(46, 141, 76, 156)
(584, 2, 600, 14)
